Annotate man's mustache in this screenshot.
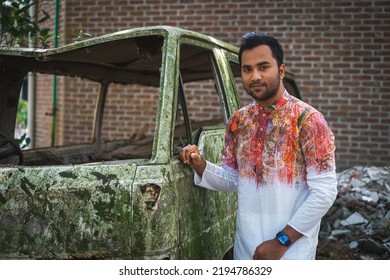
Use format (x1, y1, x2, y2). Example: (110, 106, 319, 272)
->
(249, 82, 266, 87)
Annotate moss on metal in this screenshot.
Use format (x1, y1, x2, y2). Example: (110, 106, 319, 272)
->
(0, 164, 135, 259)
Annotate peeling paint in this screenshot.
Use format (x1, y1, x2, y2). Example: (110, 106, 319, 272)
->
(140, 183, 161, 210)
(59, 171, 78, 179)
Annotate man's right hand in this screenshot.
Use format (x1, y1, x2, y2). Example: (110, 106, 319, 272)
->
(179, 144, 206, 176)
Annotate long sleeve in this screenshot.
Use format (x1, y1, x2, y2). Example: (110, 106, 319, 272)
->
(288, 112, 338, 237)
(194, 161, 239, 193)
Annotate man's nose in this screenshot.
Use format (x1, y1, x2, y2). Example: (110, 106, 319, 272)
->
(251, 70, 262, 81)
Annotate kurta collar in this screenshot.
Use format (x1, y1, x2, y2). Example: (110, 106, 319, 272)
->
(257, 89, 289, 111)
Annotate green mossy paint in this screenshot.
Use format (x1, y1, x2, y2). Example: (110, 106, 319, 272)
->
(0, 26, 243, 259)
(59, 171, 78, 179)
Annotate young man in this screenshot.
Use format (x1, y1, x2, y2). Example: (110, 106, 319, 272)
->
(179, 32, 338, 260)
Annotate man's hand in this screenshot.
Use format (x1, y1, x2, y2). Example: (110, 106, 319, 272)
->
(253, 226, 303, 260)
(179, 144, 206, 176)
(252, 239, 288, 260)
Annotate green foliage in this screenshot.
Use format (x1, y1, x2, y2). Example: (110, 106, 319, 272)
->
(15, 98, 30, 148)
(33, 27, 60, 48)
(0, 0, 50, 47)
(16, 132, 31, 149)
(72, 29, 93, 42)
(16, 98, 28, 126)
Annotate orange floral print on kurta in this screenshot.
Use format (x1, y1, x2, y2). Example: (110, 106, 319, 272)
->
(222, 91, 336, 188)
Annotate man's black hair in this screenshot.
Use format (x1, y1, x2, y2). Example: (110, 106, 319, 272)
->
(238, 32, 284, 68)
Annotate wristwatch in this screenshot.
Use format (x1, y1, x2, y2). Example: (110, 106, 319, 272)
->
(276, 231, 291, 247)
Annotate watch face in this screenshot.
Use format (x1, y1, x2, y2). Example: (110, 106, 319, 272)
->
(278, 233, 289, 244)
(277, 231, 290, 246)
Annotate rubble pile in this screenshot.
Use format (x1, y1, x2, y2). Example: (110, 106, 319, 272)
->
(318, 166, 390, 260)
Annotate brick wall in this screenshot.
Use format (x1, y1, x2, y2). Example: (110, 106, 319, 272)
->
(34, 0, 390, 171)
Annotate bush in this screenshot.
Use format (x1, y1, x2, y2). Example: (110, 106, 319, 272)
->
(16, 98, 28, 127)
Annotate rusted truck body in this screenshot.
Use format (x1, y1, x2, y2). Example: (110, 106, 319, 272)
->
(0, 26, 301, 259)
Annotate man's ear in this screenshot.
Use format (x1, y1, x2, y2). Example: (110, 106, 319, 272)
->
(279, 64, 285, 80)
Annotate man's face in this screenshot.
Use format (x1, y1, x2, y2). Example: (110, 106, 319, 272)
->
(241, 44, 285, 105)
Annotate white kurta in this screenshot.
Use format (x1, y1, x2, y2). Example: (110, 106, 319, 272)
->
(195, 163, 337, 260)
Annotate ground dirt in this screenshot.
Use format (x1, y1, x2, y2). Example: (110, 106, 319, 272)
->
(316, 239, 361, 260)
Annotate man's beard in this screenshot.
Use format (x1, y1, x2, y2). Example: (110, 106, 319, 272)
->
(246, 74, 281, 103)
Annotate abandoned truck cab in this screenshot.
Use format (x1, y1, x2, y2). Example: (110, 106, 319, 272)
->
(0, 26, 301, 259)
